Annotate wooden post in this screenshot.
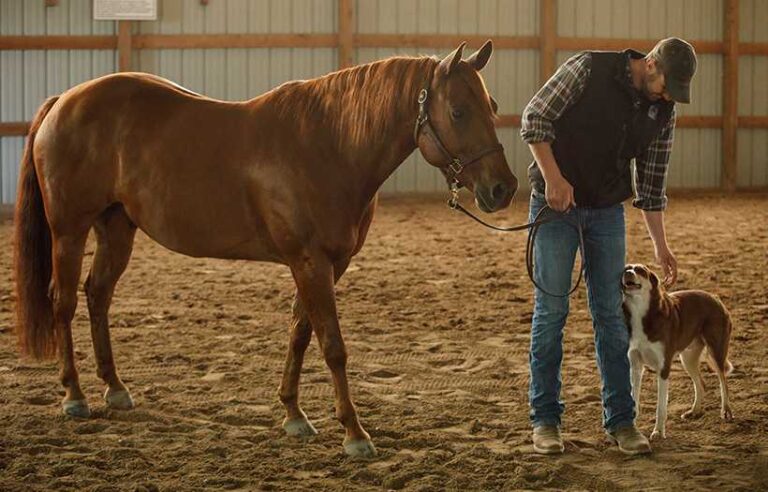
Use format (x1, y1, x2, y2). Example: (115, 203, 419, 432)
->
(722, 0, 739, 192)
(539, 0, 556, 84)
(338, 0, 353, 69)
(117, 20, 133, 72)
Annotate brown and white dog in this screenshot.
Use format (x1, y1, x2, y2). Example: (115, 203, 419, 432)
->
(621, 264, 734, 440)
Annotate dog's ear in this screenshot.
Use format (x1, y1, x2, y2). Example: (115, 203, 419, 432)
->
(649, 271, 660, 289)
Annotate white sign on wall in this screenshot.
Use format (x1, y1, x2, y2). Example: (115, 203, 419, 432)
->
(94, 0, 158, 21)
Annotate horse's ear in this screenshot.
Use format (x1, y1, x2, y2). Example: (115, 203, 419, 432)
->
(467, 40, 493, 71)
(438, 42, 466, 76)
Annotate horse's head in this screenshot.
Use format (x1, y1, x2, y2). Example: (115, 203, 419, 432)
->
(415, 41, 518, 213)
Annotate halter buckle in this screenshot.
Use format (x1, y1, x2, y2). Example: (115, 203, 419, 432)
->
(417, 89, 428, 104)
(448, 158, 463, 176)
(448, 180, 460, 209)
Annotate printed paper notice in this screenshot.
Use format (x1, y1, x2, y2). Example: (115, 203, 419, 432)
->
(94, 0, 157, 21)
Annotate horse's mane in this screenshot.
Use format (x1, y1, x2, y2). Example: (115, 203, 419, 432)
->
(266, 56, 439, 152)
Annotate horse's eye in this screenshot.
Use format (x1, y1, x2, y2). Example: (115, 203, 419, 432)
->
(451, 109, 464, 119)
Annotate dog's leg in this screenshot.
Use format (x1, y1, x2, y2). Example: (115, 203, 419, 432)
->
(651, 375, 669, 440)
(680, 340, 705, 419)
(714, 362, 734, 422)
(629, 350, 644, 418)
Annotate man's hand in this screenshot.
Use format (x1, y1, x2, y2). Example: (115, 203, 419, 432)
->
(655, 244, 678, 287)
(545, 174, 576, 212)
(528, 142, 576, 213)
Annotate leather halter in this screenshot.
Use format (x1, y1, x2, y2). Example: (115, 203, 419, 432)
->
(413, 87, 504, 189)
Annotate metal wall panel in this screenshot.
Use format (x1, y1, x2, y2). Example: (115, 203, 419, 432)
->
(0, 0, 118, 202)
(1, 0, 766, 202)
(355, 0, 539, 192)
(737, 0, 768, 186)
(136, 0, 336, 100)
(558, 0, 723, 40)
(556, 0, 726, 189)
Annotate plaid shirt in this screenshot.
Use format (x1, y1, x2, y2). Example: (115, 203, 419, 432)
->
(520, 52, 676, 211)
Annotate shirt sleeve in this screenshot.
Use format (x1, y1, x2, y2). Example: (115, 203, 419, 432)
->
(520, 52, 591, 144)
(632, 105, 676, 212)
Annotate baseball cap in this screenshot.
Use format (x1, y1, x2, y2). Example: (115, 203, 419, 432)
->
(650, 37, 697, 103)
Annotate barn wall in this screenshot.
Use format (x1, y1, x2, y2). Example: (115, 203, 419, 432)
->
(0, 0, 766, 202)
(737, 0, 768, 187)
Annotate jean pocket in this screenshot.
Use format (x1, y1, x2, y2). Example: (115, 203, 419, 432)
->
(529, 192, 547, 220)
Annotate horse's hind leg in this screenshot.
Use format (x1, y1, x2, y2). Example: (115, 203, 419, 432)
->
(51, 232, 90, 417)
(84, 205, 137, 410)
(278, 294, 317, 436)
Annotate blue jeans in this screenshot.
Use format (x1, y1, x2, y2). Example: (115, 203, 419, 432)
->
(528, 191, 634, 432)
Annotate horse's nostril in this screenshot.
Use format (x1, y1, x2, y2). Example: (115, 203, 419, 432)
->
(492, 182, 508, 202)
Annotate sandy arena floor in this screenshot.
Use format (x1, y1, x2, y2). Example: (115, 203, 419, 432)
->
(0, 193, 766, 491)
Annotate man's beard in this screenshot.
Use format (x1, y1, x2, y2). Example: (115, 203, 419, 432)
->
(643, 72, 664, 101)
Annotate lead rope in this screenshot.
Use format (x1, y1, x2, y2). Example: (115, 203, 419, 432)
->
(448, 186, 586, 298)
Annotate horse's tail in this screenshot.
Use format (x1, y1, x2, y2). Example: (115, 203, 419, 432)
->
(14, 96, 59, 360)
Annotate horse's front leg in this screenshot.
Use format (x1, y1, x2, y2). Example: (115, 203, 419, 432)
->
(289, 253, 376, 458)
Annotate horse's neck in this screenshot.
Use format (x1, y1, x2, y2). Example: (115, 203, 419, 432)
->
(356, 108, 420, 198)
(350, 90, 431, 202)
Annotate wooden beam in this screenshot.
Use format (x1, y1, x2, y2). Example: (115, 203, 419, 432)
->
(539, 0, 556, 84)
(556, 37, 724, 54)
(738, 116, 768, 128)
(495, 115, 522, 127)
(6, 114, 758, 137)
(132, 34, 338, 49)
(354, 34, 539, 50)
(676, 116, 723, 128)
(0, 122, 30, 136)
(740, 42, 768, 55)
(6, 34, 762, 58)
(117, 21, 132, 72)
(0, 35, 116, 50)
(338, 0, 353, 69)
(722, 0, 739, 192)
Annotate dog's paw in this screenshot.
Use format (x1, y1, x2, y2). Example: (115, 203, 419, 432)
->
(681, 408, 703, 420)
(721, 407, 733, 422)
(650, 429, 665, 441)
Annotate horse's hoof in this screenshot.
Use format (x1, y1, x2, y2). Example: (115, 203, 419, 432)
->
(343, 438, 377, 458)
(62, 399, 91, 418)
(722, 408, 733, 422)
(283, 416, 318, 437)
(104, 388, 135, 410)
(650, 429, 665, 441)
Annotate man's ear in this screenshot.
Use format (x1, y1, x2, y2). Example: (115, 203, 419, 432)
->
(647, 57, 661, 75)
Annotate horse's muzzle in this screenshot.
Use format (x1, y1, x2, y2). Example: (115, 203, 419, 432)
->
(475, 178, 517, 213)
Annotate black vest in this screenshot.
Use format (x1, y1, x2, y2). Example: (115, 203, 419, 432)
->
(528, 50, 674, 208)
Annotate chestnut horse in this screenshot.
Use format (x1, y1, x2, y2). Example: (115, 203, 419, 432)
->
(14, 41, 517, 457)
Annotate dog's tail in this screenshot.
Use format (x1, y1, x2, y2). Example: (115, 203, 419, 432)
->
(704, 347, 733, 377)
